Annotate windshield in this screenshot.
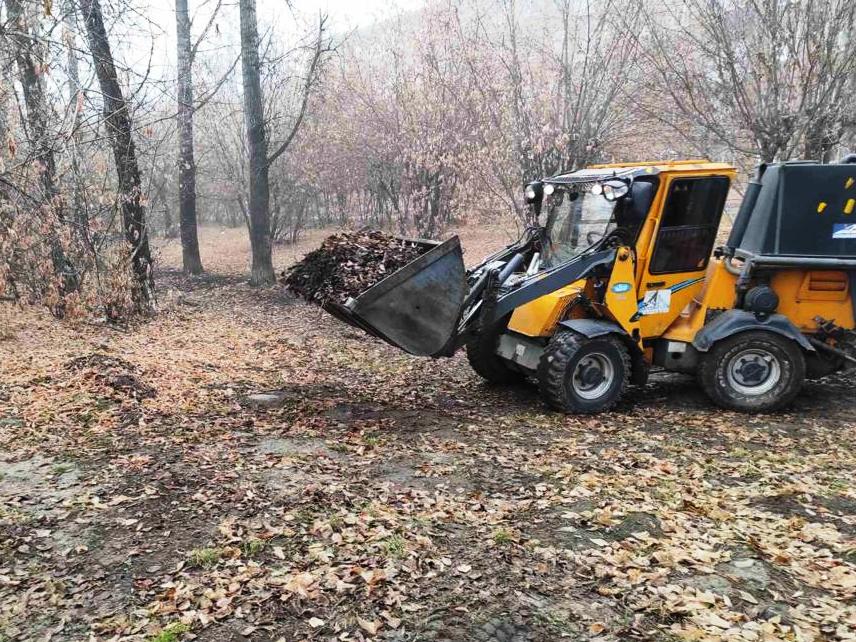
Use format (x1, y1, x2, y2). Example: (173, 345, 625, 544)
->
(542, 187, 616, 267)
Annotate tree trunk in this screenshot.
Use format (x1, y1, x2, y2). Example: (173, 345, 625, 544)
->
(64, 0, 91, 249)
(238, 0, 274, 286)
(163, 203, 176, 238)
(8, 0, 57, 201)
(175, 0, 204, 275)
(8, 0, 77, 298)
(79, 0, 153, 305)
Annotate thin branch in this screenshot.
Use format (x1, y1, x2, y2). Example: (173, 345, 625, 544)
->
(266, 13, 333, 167)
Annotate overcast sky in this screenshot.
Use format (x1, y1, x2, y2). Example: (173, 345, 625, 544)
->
(119, 0, 423, 82)
(297, 0, 423, 29)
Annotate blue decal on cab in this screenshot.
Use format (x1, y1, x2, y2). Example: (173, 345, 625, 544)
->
(611, 282, 633, 293)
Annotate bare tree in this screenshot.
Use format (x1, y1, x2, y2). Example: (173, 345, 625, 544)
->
(175, 0, 203, 274)
(238, 2, 331, 285)
(6, 0, 78, 298)
(238, 0, 274, 285)
(79, 0, 153, 305)
(63, 0, 87, 242)
(636, 0, 856, 163)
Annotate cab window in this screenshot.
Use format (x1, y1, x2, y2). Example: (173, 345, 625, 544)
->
(650, 176, 729, 274)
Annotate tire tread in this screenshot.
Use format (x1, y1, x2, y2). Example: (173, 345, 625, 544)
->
(537, 331, 630, 413)
(697, 330, 805, 412)
(466, 321, 523, 385)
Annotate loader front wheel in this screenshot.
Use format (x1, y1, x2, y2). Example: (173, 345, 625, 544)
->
(538, 331, 630, 414)
(465, 319, 524, 385)
(698, 331, 805, 412)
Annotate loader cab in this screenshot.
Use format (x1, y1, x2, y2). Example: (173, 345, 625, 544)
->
(539, 184, 616, 267)
(533, 174, 660, 268)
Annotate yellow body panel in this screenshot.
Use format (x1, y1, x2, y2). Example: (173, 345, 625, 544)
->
(662, 259, 738, 343)
(771, 270, 855, 331)
(508, 281, 586, 336)
(637, 273, 706, 338)
(602, 248, 641, 341)
(662, 260, 856, 344)
(634, 169, 735, 338)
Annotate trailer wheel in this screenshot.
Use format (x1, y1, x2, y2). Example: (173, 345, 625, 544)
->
(465, 318, 524, 384)
(698, 331, 805, 412)
(538, 331, 630, 414)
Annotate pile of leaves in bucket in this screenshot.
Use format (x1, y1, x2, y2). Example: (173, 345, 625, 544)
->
(283, 230, 426, 304)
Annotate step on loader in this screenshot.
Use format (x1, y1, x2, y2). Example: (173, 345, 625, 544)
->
(325, 157, 856, 413)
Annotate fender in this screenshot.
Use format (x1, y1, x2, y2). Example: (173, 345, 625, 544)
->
(559, 318, 625, 339)
(558, 318, 648, 385)
(692, 309, 814, 352)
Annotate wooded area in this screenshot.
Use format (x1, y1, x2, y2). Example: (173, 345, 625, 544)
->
(1, 0, 855, 310)
(1, 1, 856, 641)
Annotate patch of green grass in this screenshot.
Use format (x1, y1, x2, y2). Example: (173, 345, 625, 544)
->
(188, 547, 222, 569)
(148, 622, 190, 642)
(739, 467, 763, 481)
(535, 609, 575, 634)
(328, 514, 344, 530)
(363, 435, 381, 447)
(241, 538, 265, 557)
(827, 478, 850, 493)
(0, 506, 31, 524)
(383, 535, 406, 558)
(294, 508, 316, 524)
(52, 463, 74, 475)
(493, 529, 513, 545)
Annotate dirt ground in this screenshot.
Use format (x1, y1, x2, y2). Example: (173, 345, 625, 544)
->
(1, 226, 855, 642)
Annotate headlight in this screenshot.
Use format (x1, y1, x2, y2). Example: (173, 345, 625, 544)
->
(543, 183, 555, 196)
(591, 182, 604, 195)
(523, 181, 544, 205)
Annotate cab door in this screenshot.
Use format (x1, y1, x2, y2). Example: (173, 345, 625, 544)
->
(637, 175, 731, 339)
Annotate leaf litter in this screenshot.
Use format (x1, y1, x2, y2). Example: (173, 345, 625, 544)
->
(282, 230, 425, 304)
(0, 226, 855, 641)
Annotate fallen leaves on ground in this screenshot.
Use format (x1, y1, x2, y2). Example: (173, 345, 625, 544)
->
(1, 226, 854, 642)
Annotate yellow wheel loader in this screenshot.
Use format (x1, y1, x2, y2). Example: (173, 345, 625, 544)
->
(325, 156, 856, 413)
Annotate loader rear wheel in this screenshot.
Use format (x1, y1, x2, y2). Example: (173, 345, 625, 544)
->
(698, 331, 805, 412)
(465, 318, 524, 385)
(538, 331, 630, 414)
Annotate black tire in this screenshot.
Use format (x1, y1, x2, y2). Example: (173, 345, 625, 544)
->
(537, 331, 630, 414)
(697, 331, 805, 412)
(465, 319, 524, 385)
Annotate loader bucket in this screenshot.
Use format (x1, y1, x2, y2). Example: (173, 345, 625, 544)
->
(322, 236, 467, 357)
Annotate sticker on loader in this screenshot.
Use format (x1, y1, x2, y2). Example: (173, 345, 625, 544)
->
(638, 289, 671, 315)
(611, 282, 633, 293)
(833, 223, 856, 239)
